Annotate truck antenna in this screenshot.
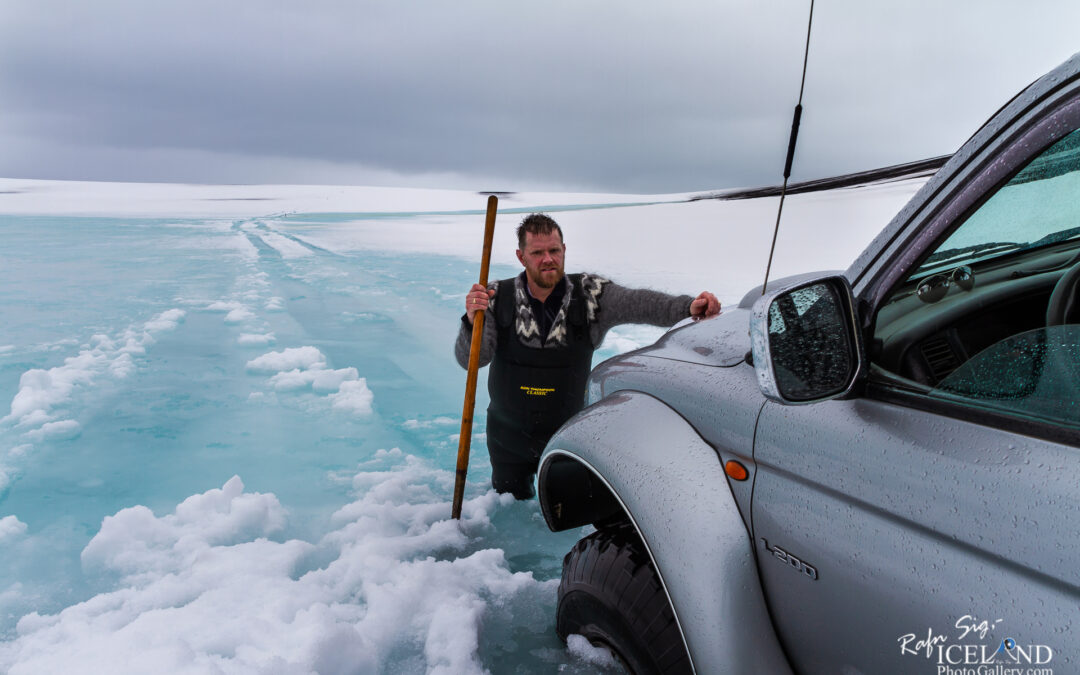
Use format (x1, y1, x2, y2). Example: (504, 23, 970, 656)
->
(762, 0, 815, 294)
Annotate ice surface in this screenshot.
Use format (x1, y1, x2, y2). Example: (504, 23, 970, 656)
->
(0, 175, 925, 673)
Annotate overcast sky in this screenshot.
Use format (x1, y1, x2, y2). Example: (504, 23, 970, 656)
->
(1, 1, 1078, 194)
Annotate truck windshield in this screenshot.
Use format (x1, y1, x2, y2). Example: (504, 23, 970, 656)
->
(908, 127, 1080, 280)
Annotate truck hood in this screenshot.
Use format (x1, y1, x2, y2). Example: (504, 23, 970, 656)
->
(632, 307, 751, 368)
(615, 270, 845, 369)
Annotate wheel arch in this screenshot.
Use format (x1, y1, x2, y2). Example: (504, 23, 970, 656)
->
(537, 390, 792, 674)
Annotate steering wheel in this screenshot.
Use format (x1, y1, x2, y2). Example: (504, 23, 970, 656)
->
(1044, 258, 1080, 405)
(1046, 258, 1080, 325)
(935, 325, 1080, 423)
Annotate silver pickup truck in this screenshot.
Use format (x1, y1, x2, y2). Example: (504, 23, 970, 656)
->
(537, 54, 1080, 674)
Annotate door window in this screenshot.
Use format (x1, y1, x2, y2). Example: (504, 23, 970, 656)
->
(873, 127, 1080, 428)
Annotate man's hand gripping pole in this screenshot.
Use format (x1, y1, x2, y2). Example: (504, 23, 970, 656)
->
(452, 195, 497, 519)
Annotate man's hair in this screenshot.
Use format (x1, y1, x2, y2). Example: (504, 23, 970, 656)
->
(516, 213, 563, 250)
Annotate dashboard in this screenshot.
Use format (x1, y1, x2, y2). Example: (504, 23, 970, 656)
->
(872, 244, 1080, 386)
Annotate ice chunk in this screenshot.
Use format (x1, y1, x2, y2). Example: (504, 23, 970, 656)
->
(245, 346, 326, 373)
(25, 419, 81, 442)
(403, 416, 457, 429)
(5, 358, 97, 426)
(205, 301, 242, 312)
(224, 307, 255, 324)
(237, 332, 275, 346)
(142, 309, 186, 333)
(81, 475, 287, 582)
(567, 634, 620, 668)
(329, 379, 374, 415)
(0, 515, 27, 541)
(267, 366, 358, 393)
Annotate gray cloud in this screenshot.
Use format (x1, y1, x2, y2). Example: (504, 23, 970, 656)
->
(1, 1, 1078, 192)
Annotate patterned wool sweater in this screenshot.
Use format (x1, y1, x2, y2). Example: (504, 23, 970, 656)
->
(454, 273, 695, 370)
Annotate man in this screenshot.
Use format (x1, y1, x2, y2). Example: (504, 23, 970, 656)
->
(455, 213, 720, 499)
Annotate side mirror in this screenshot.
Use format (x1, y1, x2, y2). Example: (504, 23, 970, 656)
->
(750, 275, 865, 404)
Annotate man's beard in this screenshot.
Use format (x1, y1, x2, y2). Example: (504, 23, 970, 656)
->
(531, 266, 563, 289)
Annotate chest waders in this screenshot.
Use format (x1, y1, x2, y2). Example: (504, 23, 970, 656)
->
(486, 274, 594, 497)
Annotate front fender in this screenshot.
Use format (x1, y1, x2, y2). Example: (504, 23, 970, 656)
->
(537, 391, 792, 675)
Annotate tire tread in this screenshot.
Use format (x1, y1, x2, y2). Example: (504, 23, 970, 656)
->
(557, 525, 691, 674)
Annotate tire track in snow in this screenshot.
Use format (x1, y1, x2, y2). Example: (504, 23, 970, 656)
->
(234, 218, 336, 259)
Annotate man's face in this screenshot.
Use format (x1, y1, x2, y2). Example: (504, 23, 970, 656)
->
(516, 230, 566, 289)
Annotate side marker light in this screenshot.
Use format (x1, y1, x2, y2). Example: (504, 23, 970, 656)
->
(725, 460, 749, 482)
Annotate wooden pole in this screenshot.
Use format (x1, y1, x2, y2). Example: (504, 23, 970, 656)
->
(452, 195, 498, 519)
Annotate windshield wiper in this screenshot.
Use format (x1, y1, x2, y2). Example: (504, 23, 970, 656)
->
(920, 241, 1023, 270)
(915, 226, 1080, 280)
(1028, 225, 1080, 248)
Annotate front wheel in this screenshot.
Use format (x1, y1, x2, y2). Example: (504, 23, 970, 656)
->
(556, 525, 691, 675)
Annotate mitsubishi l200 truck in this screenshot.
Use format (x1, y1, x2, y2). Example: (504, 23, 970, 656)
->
(538, 53, 1080, 675)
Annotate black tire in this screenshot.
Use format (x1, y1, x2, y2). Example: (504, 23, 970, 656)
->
(556, 525, 692, 675)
